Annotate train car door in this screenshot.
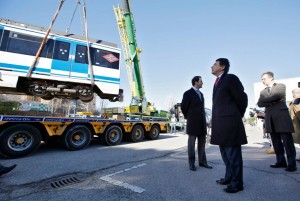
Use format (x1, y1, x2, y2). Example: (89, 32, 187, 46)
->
(50, 39, 72, 77)
(70, 43, 89, 80)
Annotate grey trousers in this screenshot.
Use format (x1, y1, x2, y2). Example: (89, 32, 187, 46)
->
(188, 135, 207, 165)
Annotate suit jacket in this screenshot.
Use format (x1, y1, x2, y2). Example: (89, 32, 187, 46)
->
(210, 74, 248, 146)
(257, 83, 294, 133)
(181, 88, 207, 136)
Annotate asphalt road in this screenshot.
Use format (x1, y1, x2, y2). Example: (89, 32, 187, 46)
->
(1, 125, 300, 201)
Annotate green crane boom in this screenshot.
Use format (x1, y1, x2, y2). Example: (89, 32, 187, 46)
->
(114, 0, 151, 114)
(122, 0, 144, 100)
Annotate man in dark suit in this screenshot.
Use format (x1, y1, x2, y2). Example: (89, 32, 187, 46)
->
(257, 71, 297, 172)
(210, 58, 248, 193)
(0, 163, 16, 177)
(181, 76, 212, 171)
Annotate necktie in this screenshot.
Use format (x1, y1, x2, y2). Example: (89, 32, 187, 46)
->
(267, 87, 271, 94)
(196, 90, 202, 101)
(214, 77, 220, 86)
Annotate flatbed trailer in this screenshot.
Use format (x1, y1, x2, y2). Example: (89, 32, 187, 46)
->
(0, 115, 169, 158)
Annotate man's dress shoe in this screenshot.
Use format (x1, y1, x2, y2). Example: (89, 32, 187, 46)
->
(270, 163, 287, 168)
(0, 164, 17, 176)
(199, 163, 213, 169)
(285, 166, 297, 172)
(224, 185, 244, 193)
(189, 164, 196, 171)
(216, 178, 231, 185)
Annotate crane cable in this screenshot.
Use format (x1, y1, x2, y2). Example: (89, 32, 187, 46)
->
(82, 0, 94, 86)
(66, 0, 80, 34)
(65, 0, 85, 36)
(26, 0, 65, 77)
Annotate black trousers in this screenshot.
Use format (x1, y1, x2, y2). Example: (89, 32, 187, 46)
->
(270, 132, 296, 167)
(219, 146, 243, 188)
(188, 135, 207, 165)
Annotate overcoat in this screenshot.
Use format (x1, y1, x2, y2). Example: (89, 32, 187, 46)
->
(181, 88, 207, 136)
(257, 83, 294, 133)
(210, 74, 248, 146)
(289, 101, 300, 144)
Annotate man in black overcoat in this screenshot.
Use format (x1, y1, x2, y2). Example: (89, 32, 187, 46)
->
(210, 58, 248, 193)
(181, 76, 212, 171)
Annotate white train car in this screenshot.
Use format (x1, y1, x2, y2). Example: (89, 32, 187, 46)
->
(0, 18, 123, 102)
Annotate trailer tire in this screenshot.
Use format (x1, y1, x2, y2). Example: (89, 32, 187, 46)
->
(0, 124, 41, 158)
(61, 125, 91, 151)
(101, 125, 123, 146)
(147, 125, 160, 140)
(130, 125, 144, 142)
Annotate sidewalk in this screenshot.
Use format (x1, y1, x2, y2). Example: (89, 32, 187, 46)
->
(244, 124, 300, 153)
(211, 125, 300, 200)
(170, 125, 300, 201)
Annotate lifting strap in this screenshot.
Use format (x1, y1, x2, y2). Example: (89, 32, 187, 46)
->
(82, 0, 94, 86)
(26, 0, 65, 78)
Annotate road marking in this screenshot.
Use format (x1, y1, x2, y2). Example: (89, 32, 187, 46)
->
(100, 163, 146, 193)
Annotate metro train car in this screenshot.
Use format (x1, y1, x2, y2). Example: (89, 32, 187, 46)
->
(0, 18, 123, 102)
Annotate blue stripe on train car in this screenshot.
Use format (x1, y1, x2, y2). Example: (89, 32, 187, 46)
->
(0, 62, 51, 74)
(0, 62, 119, 84)
(93, 75, 120, 84)
(49, 73, 120, 84)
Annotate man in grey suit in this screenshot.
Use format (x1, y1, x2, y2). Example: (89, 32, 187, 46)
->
(257, 71, 297, 172)
(210, 58, 248, 193)
(181, 76, 212, 171)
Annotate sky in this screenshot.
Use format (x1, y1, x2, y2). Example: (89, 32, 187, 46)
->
(1, 0, 300, 114)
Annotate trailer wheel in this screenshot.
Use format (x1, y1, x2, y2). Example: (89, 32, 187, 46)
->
(61, 125, 91, 150)
(130, 125, 144, 142)
(0, 124, 41, 158)
(147, 125, 160, 140)
(101, 125, 123, 146)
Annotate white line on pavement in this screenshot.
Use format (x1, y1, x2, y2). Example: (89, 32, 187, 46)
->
(100, 163, 146, 193)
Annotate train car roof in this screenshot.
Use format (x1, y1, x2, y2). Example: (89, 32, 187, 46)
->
(0, 18, 118, 48)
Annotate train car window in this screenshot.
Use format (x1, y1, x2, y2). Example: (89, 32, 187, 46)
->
(44, 39, 55, 59)
(0, 30, 9, 51)
(0, 29, 3, 45)
(91, 48, 120, 70)
(53, 41, 70, 61)
(75, 45, 87, 64)
(0, 31, 54, 59)
(6, 32, 43, 56)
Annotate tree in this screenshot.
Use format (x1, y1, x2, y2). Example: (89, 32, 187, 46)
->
(166, 96, 178, 114)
